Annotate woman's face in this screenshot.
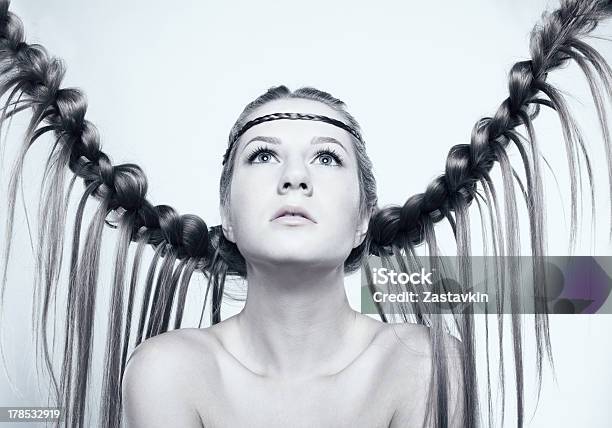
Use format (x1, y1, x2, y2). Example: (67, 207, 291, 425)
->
(221, 98, 369, 272)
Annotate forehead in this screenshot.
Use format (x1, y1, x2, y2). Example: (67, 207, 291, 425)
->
(237, 98, 355, 148)
(245, 98, 347, 122)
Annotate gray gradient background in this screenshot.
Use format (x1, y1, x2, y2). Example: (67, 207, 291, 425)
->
(0, 0, 611, 426)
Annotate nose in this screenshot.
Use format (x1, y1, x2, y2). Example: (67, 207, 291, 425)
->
(278, 161, 313, 196)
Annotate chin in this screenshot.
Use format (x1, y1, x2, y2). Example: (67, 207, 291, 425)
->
(239, 233, 352, 269)
(255, 248, 347, 271)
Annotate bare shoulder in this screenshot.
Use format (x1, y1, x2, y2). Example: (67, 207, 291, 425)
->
(374, 322, 465, 428)
(385, 322, 463, 359)
(121, 328, 220, 427)
(124, 328, 220, 376)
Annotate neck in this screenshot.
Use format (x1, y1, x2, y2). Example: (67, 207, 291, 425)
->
(234, 261, 360, 378)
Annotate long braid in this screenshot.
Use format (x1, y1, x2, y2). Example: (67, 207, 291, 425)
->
(369, 1, 612, 427)
(0, 2, 214, 426)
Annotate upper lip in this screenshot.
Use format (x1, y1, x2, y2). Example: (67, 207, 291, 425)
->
(271, 205, 317, 223)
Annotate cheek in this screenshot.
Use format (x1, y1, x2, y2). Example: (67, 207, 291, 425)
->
(228, 168, 275, 234)
(313, 172, 361, 230)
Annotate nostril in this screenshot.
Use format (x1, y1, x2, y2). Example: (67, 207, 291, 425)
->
(280, 181, 310, 192)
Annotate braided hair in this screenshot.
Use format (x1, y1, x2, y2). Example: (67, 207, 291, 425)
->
(367, 1, 612, 426)
(0, 1, 611, 427)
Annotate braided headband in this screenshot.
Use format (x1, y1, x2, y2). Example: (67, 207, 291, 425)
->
(222, 112, 364, 165)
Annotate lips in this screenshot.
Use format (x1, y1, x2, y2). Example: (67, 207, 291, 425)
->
(271, 205, 316, 223)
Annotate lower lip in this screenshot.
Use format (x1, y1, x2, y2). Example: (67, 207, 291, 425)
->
(273, 215, 314, 226)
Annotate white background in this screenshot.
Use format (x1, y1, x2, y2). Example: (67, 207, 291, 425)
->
(1, 0, 611, 426)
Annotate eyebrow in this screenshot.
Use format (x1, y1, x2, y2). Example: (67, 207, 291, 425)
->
(241, 135, 348, 154)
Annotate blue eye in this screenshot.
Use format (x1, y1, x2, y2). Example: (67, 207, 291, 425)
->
(247, 146, 278, 164)
(313, 148, 343, 167)
(246, 145, 344, 166)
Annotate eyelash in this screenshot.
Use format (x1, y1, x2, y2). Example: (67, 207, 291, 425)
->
(314, 147, 344, 166)
(246, 145, 344, 166)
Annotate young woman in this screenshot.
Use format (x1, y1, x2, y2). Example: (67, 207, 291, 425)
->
(120, 91, 465, 427)
(0, 0, 611, 427)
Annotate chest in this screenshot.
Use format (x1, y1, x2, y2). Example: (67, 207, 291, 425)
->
(196, 355, 402, 428)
